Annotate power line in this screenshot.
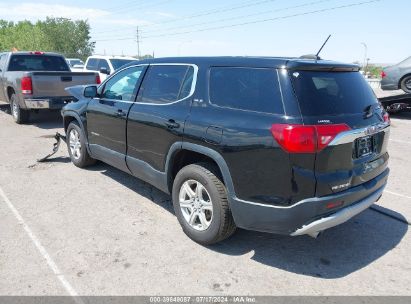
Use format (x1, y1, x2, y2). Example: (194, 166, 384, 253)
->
(142, 0, 381, 39)
(142, 0, 333, 35)
(140, 0, 279, 28)
(92, 0, 381, 42)
(136, 26, 141, 58)
(92, 0, 277, 36)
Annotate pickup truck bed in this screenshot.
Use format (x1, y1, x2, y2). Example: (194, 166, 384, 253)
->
(21, 71, 98, 109)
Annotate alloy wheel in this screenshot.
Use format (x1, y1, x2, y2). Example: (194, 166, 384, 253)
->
(179, 180, 213, 231)
(69, 129, 82, 160)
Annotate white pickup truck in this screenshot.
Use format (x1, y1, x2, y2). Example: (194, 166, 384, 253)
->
(0, 51, 100, 124)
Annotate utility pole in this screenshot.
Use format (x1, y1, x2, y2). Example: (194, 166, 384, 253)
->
(136, 26, 141, 59)
(361, 42, 368, 73)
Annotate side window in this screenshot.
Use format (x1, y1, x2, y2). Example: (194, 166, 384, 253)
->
(209, 67, 284, 114)
(178, 67, 194, 100)
(86, 58, 98, 71)
(101, 66, 145, 101)
(98, 59, 111, 72)
(139, 65, 193, 104)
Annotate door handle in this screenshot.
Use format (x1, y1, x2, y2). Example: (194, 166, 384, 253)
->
(116, 109, 126, 117)
(165, 119, 180, 129)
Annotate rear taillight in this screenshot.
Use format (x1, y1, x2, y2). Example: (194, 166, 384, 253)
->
(271, 124, 351, 153)
(381, 70, 386, 78)
(21, 76, 33, 95)
(96, 75, 101, 85)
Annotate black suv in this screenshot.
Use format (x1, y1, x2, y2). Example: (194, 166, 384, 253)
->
(62, 57, 390, 244)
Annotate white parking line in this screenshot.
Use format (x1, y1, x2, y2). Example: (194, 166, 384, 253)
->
(389, 139, 411, 145)
(384, 189, 411, 200)
(0, 186, 83, 302)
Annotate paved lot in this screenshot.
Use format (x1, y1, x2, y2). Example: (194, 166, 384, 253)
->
(0, 102, 410, 296)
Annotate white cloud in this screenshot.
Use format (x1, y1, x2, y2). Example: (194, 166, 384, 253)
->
(0, 2, 109, 21)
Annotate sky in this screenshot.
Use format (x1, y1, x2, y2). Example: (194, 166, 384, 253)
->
(0, 0, 408, 65)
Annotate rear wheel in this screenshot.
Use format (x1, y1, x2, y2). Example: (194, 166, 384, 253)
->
(66, 121, 96, 168)
(172, 163, 236, 245)
(10, 94, 29, 124)
(400, 75, 411, 93)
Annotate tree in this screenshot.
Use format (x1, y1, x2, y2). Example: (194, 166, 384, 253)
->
(0, 17, 95, 61)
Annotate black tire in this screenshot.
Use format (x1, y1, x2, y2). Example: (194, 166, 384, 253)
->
(10, 94, 29, 124)
(400, 75, 411, 93)
(172, 162, 236, 245)
(66, 121, 96, 168)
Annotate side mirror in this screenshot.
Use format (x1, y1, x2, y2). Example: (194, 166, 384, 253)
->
(84, 86, 98, 98)
(100, 67, 110, 75)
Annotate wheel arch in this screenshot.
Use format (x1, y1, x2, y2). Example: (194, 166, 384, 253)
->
(6, 86, 15, 101)
(399, 73, 411, 89)
(63, 111, 92, 154)
(165, 142, 235, 197)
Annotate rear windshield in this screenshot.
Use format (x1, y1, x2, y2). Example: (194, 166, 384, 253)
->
(109, 59, 136, 70)
(290, 71, 378, 116)
(8, 55, 70, 71)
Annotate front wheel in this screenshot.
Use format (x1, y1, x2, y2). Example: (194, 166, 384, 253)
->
(66, 121, 96, 168)
(400, 75, 411, 93)
(10, 94, 29, 124)
(172, 163, 236, 245)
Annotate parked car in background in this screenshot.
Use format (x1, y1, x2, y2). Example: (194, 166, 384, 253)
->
(66, 58, 84, 72)
(83, 55, 137, 82)
(0, 51, 100, 124)
(62, 57, 390, 244)
(381, 56, 411, 93)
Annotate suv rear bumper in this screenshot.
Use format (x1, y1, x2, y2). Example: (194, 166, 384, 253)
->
(229, 168, 389, 235)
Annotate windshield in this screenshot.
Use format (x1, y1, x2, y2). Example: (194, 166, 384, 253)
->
(290, 71, 378, 116)
(109, 59, 136, 70)
(8, 55, 70, 71)
(68, 59, 83, 66)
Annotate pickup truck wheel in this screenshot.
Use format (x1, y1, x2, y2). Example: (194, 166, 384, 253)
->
(10, 94, 29, 124)
(66, 121, 96, 168)
(172, 163, 236, 245)
(400, 75, 411, 93)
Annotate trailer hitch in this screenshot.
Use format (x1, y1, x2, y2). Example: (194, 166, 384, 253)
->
(37, 132, 67, 162)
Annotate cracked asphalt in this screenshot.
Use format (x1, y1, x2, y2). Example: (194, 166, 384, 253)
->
(0, 102, 410, 296)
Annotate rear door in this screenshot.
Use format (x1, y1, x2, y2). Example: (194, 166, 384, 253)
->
(289, 70, 390, 196)
(86, 65, 147, 171)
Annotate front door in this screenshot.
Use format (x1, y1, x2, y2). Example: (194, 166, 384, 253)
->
(126, 64, 196, 186)
(87, 65, 147, 171)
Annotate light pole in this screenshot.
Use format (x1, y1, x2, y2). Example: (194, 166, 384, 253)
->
(361, 42, 368, 73)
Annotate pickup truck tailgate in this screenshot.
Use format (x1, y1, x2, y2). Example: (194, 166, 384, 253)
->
(31, 72, 97, 97)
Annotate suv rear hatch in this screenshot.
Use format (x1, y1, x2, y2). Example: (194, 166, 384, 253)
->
(288, 67, 390, 197)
